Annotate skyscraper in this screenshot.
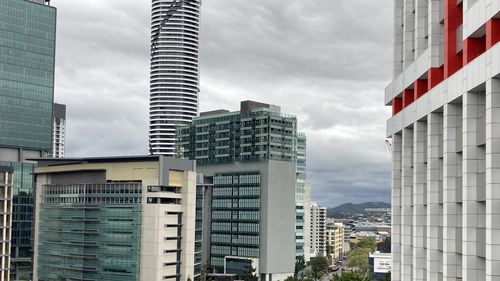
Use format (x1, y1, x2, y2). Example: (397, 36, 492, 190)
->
(0, 0, 56, 279)
(177, 101, 300, 281)
(52, 103, 66, 158)
(386, 0, 500, 280)
(149, 0, 201, 156)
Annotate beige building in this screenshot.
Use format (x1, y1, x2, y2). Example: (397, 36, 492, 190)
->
(326, 222, 344, 263)
(0, 166, 13, 281)
(32, 156, 197, 281)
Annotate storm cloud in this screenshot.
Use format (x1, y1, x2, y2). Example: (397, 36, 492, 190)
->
(51, 0, 393, 208)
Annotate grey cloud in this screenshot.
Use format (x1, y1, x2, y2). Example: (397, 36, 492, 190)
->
(50, 0, 393, 207)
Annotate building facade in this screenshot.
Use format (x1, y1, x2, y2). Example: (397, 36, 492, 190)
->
(309, 202, 326, 257)
(52, 103, 66, 158)
(32, 156, 197, 281)
(386, 0, 500, 280)
(295, 133, 309, 259)
(0, 0, 56, 279)
(0, 167, 14, 281)
(149, 0, 201, 156)
(177, 101, 299, 281)
(325, 221, 344, 262)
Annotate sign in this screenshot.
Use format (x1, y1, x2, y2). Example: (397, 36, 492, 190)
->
(373, 257, 391, 273)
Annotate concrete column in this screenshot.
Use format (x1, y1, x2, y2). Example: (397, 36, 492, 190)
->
(428, 0, 444, 67)
(392, 133, 403, 281)
(443, 103, 463, 281)
(413, 121, 428, 281)
(462, 91, 486, 281)
(486, 78, 500, 281)
(427, 112, 444, 281)
(394, 0, 404, 78)
(402, 127, 414, 280)
(403, 0, 416, 68)
(415, 0, 429, 57)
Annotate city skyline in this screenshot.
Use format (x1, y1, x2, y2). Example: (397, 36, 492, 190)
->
(49, 0, 393, 207)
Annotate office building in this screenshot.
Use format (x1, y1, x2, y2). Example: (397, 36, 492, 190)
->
(32, 156, 197, 281)
(309, 202, 326, 257)
(385, 0, 500, 280)
(295, 133, 309, 259)
(177, 101, 299, 281)
(52, 103, 66, 158)
(0, 0, 56, 279)
(325, 221, 344, 262)
(149, 0, 201, 156)
(303, 183, 312, 262)
(0, 166, 13, 281)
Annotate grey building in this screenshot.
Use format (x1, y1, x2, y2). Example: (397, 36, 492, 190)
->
(0, 0, 57, 279)
(177, 101, 300, 281)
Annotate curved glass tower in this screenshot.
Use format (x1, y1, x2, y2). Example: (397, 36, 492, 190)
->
(149, 0, 200, 156)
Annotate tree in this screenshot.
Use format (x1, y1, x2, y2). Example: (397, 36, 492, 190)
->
(346, 247, 371, 272)
(310, 255, 329, 280)
(354, 237, 376, 251)
(377, 237, 391, 253)
(295, 256, 306, 276)
(326, 240, 333, 265)
(331, 271, 369, 281)
(242, 265, 258, 281)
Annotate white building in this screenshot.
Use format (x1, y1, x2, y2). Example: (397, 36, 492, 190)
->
(309, 202, 326, 257)
(149, 0, 201, 156)
(0, 166, 13, 281)
(386, 0, 500, 280)
(52, 103, 66, 158)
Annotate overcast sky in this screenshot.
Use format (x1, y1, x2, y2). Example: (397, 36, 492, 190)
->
(50, 0, 394, 208)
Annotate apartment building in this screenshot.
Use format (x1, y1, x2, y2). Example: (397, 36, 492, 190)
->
(326, 221, 345, 262)
(309, 202, 326, 257)
(385, 0, 500, 280)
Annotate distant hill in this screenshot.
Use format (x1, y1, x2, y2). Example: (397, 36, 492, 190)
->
(327, 202, 391, 218)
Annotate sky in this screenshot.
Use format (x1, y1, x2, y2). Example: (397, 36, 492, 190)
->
(50, 0, 394, 208)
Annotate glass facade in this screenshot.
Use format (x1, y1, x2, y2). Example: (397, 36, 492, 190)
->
(210, 173, 261, 272)
(0, 0, 56, 150)
(177, 109, 297, 165)
(0, 161, 35, 280)
(37, 183, 142, 281)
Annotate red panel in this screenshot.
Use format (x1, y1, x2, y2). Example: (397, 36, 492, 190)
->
(444, 0, 463, 78)
(428, 67, 444, 90)
(486, 19, 500, 49)
(403, 88, 414, 107)
(393, 97, 403, 115)
(463, 36, 486, 64)
(414, 79, 428, 100)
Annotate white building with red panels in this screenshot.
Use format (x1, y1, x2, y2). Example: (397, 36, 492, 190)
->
(385, 0, 500, 280)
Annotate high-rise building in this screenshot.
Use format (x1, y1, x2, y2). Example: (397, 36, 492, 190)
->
(309, 202, 326, 257)
(32, 156, 197, 281)
(52, 103, 66, 158)
(295, 133, 309, 259)
(325, 221, 344, 262)
(0, 166, 13, 281)
(386, 0, 500, 280)
(177, 101, 299, 281)
(149, 0, 201, 156)
(0, 0, 56, 279)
